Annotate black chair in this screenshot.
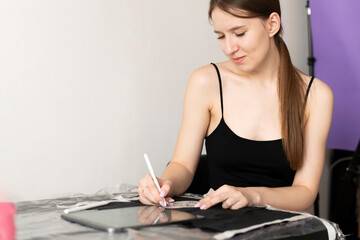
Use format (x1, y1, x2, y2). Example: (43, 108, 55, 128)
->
(329, 139, 360, 239)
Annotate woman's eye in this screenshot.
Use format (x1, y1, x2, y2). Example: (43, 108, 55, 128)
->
(236, 32, 245, 37)
(217, 35, 225, 40)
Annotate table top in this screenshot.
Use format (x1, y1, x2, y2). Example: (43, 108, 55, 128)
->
(14, 185, 342, 240)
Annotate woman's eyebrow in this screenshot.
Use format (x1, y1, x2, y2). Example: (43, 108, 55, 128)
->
(214, 25, 246, 34)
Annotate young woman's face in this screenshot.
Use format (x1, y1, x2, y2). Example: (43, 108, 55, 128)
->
(211, 7, 274, 72)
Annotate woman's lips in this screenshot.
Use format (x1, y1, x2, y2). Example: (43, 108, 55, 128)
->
(233, 56, 245, 63)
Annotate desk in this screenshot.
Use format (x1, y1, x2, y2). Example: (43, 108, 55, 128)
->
(14, 186, 343, 240)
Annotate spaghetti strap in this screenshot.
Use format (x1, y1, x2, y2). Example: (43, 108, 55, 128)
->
(211, 63, 224, 116)
(305, 76, 315, 99)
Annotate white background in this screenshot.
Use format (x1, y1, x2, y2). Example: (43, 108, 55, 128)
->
(1, 0, 315, 207)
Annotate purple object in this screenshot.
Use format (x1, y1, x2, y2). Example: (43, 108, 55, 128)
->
(310, 0, 360, 151)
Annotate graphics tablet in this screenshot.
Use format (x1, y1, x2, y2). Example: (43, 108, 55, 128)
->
(61, 206, 204, 232)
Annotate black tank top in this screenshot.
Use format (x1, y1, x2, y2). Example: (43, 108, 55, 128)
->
(205, 63, 314, 190)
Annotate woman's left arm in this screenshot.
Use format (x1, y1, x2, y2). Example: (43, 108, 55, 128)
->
(197, 78, 334, 211)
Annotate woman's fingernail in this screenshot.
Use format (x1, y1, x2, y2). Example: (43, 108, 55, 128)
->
(159, 212, 165, 218)
(200, 204, 207, 210)
(168, 202, 174, 206)
(159, 201, 165, 207)
(194, 202, 200, 208)
(168, 199, 175, 203)
(160, 190, 166, 197)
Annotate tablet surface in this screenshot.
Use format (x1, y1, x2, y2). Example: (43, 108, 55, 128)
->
(61, 206, 203, 232)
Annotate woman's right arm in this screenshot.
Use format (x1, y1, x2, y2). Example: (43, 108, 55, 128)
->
(138, 66, 215, 205)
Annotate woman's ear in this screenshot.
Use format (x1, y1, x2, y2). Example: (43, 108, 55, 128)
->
(267, 12, 281, 37)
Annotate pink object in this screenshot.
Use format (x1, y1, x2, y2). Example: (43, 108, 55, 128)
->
(0, 203, 16, 240)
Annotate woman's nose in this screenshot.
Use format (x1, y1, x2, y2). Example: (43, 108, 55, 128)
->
(224, 38, 239, 55)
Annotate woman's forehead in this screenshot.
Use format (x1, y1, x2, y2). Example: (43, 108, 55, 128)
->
(211, 6, 251, 18)
(211, 8, 262, 31)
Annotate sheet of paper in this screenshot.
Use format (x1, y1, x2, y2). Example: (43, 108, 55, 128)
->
(166, 201, 198, 209)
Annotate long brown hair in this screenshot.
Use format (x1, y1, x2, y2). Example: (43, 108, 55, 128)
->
(209, 0, 306, 170)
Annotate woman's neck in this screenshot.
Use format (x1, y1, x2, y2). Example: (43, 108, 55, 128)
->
(227, 40, 281, 85)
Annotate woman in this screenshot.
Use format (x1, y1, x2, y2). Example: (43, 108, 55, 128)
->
(138, 0, 333, 211)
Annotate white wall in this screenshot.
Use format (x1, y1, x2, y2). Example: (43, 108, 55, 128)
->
(281, 0, 309, 74)
(0, 0, 312, 202)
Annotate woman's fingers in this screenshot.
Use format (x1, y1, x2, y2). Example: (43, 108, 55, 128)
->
(197, 192, 227, 210)
(138, 174, 161, 205)
(138, 174, 174, 206)
(158, 178, 171, 197)
(165, 197, 175, 204)
(140, 187, 159, 205)
(158, 179, 175, 205)
(196, 185, 249, 210)
(230, 200, 248, 210)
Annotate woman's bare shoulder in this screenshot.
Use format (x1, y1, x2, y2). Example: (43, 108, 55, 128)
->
(187, 64, 220, 90)
(299, 72, 333, 101)
(299, 73, 334, 124)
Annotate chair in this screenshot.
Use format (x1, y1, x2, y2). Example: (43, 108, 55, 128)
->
(328, 139, 360, 237)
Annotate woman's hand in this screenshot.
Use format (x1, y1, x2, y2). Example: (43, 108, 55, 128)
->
(138, 173, 175, 207)
(195, 185, 260, 210)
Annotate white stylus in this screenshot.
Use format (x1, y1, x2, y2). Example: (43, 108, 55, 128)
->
(144, 153, 167, 207)
(63, 200, 111, 214)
